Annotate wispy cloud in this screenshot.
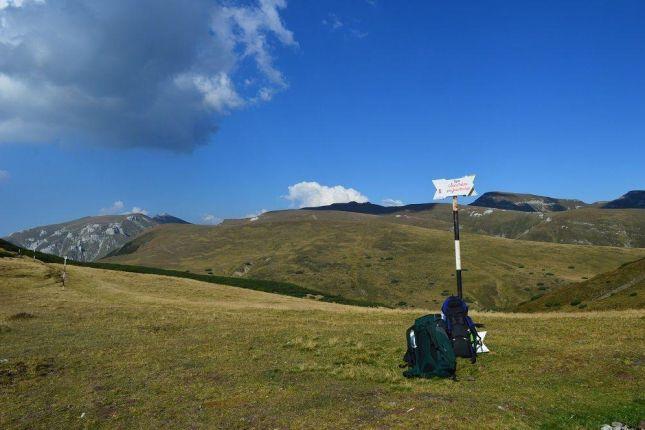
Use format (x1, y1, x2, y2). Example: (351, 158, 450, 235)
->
(322, 12, 368, 39)
(284, 181, 368, 208)
(245, 209, 268, 221)
(0, 169, 9, 183)
(129, 207, 148, 216)
(201, 214, 222, 225)
(322, 13, 344, 30)
(0, 1, 44, 10)
(349, 29, 369, 39)
(0, 0, 297, 152)
(99, 200, 125, 215)
(99, 200, 148, 216)
(382, 198, 404, 207)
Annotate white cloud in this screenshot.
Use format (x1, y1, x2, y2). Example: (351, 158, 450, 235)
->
(382, 198, 404, 207)
(0, 169, 9, 183)
(245, 208, 268, 221)
(99, 200, 149, 216)
(129, 207, 148, 216)
(201, 214, 222, 225)
(99, 200, 125, 215)
(322, 14, 343, 30)
(214, 0, 298, 89)
(0, 0, 297, 151)
(0, 0, 43, 10)
(284, 181, 368, 208)
(258, 87, 275, 102)
(322, 12, 367, 39)
(175, 72, 245, 114)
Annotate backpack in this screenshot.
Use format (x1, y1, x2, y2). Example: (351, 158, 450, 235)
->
(402, 314, 456, 378)
(441, 296, 480, 363)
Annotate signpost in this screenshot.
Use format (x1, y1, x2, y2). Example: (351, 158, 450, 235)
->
(432, 175, 477, 299)
(62, 256, 68, 288)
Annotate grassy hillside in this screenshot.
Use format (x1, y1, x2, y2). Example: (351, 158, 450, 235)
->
(379, 206, 645, 248)
(0, 239, 383, 308)
(102, 219, 645, 310)
(517, 258, 645, 312)
(1, 256, 643, 429)
(518, 208, 645, 247)
(270, 202, 645, 248)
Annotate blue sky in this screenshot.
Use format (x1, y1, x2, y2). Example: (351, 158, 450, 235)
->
(1, 0, 644, 235)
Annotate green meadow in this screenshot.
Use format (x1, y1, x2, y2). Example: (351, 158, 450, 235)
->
(1, 257, 643, 429)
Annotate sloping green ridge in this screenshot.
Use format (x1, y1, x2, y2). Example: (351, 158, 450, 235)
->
(100, 219, 645, 310)
(517, 257, 645, 312)
(0, 239, 386, 308)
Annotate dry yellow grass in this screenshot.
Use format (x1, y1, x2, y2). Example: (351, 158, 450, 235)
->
(1, 256, 644, 429)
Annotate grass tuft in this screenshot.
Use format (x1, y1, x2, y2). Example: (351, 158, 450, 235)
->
(7, 312, 35, 321)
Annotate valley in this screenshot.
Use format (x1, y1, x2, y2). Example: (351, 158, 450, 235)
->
(102, 213, 645, 310)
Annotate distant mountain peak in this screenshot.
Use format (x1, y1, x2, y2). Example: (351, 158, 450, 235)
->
(4, 212, 189, 262)
(470, 191, 588, 212)
(301, 201, 439, 215)
(152, 214, 190, 224)
(602, 190, 645, 209)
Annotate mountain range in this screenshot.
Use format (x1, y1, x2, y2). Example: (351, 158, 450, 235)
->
(470, 191, 588, 212)
(299, 190, 645, 248)
(304, 190, 644, 214)
(3, 189, 644, 310)
(101, 209, 645, 310)
(4, 190, 643, 264)
(302, 201, 439, 215)
(4, 213, 189, 262)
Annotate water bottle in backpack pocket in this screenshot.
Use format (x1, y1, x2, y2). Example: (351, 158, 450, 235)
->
(401, 314, 456, 379)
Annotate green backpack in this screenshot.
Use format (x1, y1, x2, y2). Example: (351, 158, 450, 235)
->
(402, 314, 456, 378)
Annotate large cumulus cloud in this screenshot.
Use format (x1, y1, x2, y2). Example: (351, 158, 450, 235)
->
(0, 0, 296, 151)
(284, 181, 369, 208)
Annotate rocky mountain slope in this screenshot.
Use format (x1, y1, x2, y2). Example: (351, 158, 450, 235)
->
(470, 191, 588, 212)
(4, 213, 188, 262)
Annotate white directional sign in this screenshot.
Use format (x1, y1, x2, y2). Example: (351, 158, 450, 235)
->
(477, 331, 490, 353)
(432, 175, 477, 200)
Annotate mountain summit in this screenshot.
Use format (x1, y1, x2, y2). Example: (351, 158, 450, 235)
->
(470, 192, 588, 212)
(5, 213, 189, 262)
(602, 190, 645, 209)
(301, 201, 438, 215)
(152, 213, 191, 224)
